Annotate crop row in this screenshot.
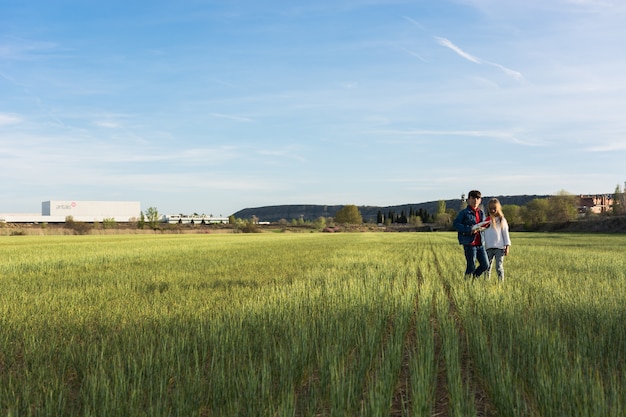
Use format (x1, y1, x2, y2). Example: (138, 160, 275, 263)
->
(0, 233, 624, 416)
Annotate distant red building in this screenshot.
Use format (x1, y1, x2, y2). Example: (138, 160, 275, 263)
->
(578, 194, 613, 215)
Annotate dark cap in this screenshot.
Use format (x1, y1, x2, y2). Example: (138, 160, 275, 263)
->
(468, 190, 482, 199)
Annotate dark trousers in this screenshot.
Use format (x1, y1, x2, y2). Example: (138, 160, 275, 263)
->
(463, 245, 489, 277)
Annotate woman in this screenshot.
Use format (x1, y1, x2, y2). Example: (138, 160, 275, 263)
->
(482, 198, 511, 281)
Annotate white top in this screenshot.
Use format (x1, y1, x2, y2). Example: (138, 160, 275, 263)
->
(482, 217, 511, 249)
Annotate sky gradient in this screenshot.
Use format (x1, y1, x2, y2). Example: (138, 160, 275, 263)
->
(1, 0, 625, 216)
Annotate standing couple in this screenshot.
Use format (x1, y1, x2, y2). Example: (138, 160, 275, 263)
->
(452, 190, 511, 281)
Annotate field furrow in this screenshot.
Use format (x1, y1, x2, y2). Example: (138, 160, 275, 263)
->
(0, 232, 624, 416)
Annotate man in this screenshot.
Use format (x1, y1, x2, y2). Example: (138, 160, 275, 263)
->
(453, 190, 489, 279)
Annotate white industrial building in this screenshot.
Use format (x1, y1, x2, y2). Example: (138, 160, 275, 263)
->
(161, 214, 229, 224)
(0, 200, 141, 223)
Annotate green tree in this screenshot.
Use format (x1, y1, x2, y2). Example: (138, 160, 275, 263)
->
(435, 208, 456, 227)
(434, 212, 450, 226)
(64, 215, 92, 235)
(335, 205, 363, 224)
(240, 219, 259, 233)
(102, 218, 117, 229)
(613, 183, 626, 215)
(408, 214, 423, 226)
(64, 215, 74, 227)
(437, 200, 446, 216)
(502, 204, 522, 225)
(522, 198, 549, 228)
(314, 216, 327, 230)
(433, 200, 449, 226)
(144, 207, 160, 230)
(549, 190, 578, 222)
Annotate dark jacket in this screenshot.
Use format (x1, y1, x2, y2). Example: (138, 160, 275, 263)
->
(453, 206, 486, 245)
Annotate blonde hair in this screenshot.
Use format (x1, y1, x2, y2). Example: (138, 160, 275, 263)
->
(488, 198, 505, 228)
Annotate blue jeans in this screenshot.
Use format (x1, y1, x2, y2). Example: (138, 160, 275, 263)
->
(463, 245, 489, 278)
(487, 248, 506, 281)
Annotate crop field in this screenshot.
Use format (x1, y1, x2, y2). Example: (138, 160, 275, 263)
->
(0, 232, 625, 416)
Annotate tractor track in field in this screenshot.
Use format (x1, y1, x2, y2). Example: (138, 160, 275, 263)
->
(389, 310, 417, 417)
(432, 248, 497, 417)
(296, 251, 497, 416)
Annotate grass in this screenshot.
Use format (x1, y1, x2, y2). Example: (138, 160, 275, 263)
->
(0, 232, 624, 416)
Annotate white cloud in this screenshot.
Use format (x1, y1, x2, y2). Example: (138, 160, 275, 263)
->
(257, 147, 306, 162)
(375, 128, 544, 147)
(488, 62, 524, 81)
(397, 45, 428, 63)
(584, 141, 626, 152)
(93, 121, 120, 129)
(435, 36, 524, 81)
(0, 113, 22, 126)
(210, 113, 253, 123)
(403, 15, 424, 28)
(435, 36, 481, 63)
(87, 172, 276, 192)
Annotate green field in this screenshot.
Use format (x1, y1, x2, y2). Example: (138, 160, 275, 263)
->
(1, 232, 624, 416)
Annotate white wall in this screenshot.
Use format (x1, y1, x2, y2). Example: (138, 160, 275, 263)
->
(41, 201, 141, 221)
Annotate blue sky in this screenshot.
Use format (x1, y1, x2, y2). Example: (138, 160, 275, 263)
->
(1, 0, 625, 216)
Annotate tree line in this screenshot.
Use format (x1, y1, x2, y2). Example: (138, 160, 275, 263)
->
(137, 183, 626, 231)
(389, 186, 626, 229)
(367, 185, 626, 229)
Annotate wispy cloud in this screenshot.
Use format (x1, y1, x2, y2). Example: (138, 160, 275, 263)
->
(1, 0, 624, 213)
(435, 36, 524, 81)
(0, 130, 308, 182)
(93, 121, 121, 129)
(210, 113, 253, 123)
(0, 67, 67, 127)
(0, 70, 19, 85)
(257, 147, 306, 162)
(0, 113, 22, 126)
(95, 172, 276, 192)
(489, 62, 525, 81)
(340, 81, 359, 89)
(435, 37, 481, 63)
(584, 141, 626, 152)
(402, 16, 425, 31)
(0, 36, 59, 60)
(376, 128, 543, 147)
(397, 45, 428, 63)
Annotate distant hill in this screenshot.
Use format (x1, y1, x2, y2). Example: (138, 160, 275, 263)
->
(232, 195, 549, 222)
